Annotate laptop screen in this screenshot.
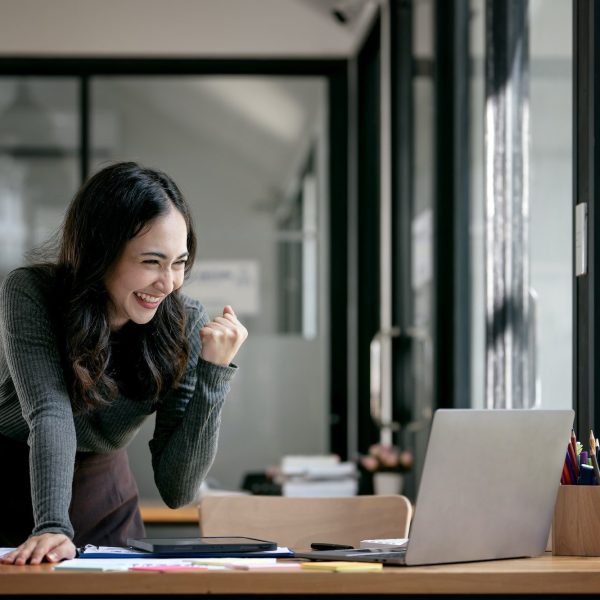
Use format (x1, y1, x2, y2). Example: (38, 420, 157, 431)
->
(405, 409, 574, 566)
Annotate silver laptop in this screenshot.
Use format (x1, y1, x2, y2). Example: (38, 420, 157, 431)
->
(296, 408, 574, 566)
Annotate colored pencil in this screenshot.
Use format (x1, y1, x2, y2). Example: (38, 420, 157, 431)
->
(565, 448, 577, 484)
(589, 431, 600, 484)
(567, 437, 580, 479)
(561, 459, 571, 485)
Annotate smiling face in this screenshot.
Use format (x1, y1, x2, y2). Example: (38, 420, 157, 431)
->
(104, 205, 189, 331)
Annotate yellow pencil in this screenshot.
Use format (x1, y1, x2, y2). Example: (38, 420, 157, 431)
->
(589, 430, 600, 484)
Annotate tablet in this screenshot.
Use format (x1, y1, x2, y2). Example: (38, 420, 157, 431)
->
(126, 536, 277, 553)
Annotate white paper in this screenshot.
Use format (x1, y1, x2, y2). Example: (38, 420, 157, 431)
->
(53, 558, 223, 571)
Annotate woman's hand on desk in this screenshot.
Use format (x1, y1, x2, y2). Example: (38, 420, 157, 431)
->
(0, 533, 76, 565)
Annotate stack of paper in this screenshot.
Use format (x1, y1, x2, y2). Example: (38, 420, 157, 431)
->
(279, 455, 358, 497)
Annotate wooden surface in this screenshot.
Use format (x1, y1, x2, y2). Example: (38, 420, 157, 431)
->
(138, 501, 199, 523)
(2, 555, 600, 595)
(199, 495, 412, 551)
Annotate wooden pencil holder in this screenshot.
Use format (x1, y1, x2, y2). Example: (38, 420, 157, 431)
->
(553, 485, 600, 556)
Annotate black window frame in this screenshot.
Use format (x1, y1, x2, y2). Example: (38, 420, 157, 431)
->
(574, 0, 600, 437)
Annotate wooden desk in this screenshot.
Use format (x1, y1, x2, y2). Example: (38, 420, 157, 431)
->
(1, 554, 599, 595)
(138, 501, 201, 537)
(138, 501, 199, 524)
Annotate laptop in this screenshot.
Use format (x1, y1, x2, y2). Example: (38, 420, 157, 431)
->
(295, 408, 574, 566)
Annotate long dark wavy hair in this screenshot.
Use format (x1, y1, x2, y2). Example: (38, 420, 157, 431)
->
(50, 161, 197, 412)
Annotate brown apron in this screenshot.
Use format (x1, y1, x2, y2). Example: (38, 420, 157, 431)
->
(0, 432, 145, 547)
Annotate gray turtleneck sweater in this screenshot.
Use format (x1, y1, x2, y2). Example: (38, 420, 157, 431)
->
(0, 267, 236, 540)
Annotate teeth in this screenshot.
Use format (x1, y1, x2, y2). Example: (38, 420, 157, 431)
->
(135, 292, 161, 303)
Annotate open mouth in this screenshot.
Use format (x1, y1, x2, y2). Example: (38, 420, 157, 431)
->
(134, 291, 162, 309)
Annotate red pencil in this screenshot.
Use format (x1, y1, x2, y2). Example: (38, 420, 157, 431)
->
(567, 436, 580, 479)
(561, 460, 571, 485)
(565, 448, 577, 484)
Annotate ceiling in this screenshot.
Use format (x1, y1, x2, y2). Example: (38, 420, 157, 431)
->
(0, 0, 379, 58)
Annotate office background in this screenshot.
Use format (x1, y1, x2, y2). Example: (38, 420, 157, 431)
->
(0, 0, 586, 502)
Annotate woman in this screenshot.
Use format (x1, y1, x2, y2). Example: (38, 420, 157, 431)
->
(0, 162, 247, 565)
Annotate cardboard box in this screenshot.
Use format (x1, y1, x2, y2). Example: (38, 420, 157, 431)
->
(553, 485, 600, 556)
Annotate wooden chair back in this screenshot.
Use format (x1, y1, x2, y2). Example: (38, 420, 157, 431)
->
(199, 495, 412, 551)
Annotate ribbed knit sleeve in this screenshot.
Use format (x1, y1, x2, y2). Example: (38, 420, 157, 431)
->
(148, 301, 236, 507)
(0, 268, 76, 539)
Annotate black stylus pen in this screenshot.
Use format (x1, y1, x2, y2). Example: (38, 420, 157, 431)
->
(310, 542, 354, 551)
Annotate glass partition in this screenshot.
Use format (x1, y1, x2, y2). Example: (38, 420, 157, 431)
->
(91, 76, 330, 492)
(0, 73, 331, 495)
(0, 77, 80, 274)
